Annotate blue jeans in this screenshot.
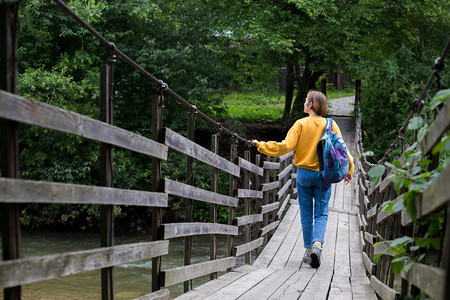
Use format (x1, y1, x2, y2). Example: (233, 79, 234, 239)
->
(296, 167, 332, 249)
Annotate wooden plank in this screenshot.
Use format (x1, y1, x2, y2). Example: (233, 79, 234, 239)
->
(367, 204, 378, 219)
(234, 237, 264, 257)
(377, 195, 403, 224)
(261, 202, 279, 214)
(0, 241, 169, 289)
(419, 163, 450, 218)
(362, 251, 375, 275)
(0, 177, 168, 207)
(370, 275, 399, 300)
(351, 276, 377, 300)
(301, 266, 334, 299)
(260, 220, 280, 236)
(422, 100, 450, 154)
(0, 90, 168, 160)
(203, 267, 277, 299)
(269, 212, 301, 269)
(270, 268, 316, 299)
(364, 232, 374, 245)
(164, 178, 238, 207)
(329, 274, 352, 300)
(263, 161, 280, 169)
(401, 208, 413, 227)
(349, 214, 366, 277)
(334, 213, 351, 276)
(237, 188, 263, 199)
(161, 257, 236, 287)
(238, 268, 297, 300)
(163, 127, 240, 177)
(277, 164, 293, 181)
(400, 263, 445, 300)
(277, 194, 290, 219)
(373, 241, 395, 257)
(238, 157, 263, 176)
(261, 180, 280, 192)
(135, 289, 170, 300)
(278, 151, 294, 163)
(235, 214, 263, 226)
(162, 222, 238, 239)
(253, 205, 299, 266)
(277, 179, 292, 200)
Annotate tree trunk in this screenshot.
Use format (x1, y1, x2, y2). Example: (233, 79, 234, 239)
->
(289, 64, 323, 123)
(281, 63, 294, 126)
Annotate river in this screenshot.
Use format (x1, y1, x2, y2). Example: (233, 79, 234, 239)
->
(1, 229, 249, 299)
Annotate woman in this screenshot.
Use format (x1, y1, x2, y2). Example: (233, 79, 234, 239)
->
(251, 90, 354, 268)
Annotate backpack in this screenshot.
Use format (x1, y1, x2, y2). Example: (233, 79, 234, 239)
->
(317, 118, 350, 184)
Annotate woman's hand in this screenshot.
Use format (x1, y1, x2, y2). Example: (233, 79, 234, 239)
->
(344, 174, 352, 185)
(251, 139, 259, 146)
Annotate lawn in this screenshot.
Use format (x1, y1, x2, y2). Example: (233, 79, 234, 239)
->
(221, 86, 355, 123)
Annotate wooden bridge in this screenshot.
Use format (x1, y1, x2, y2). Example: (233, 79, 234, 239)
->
(1, 2, 449, 299)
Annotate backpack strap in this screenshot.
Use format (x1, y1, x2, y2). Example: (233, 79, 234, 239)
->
(326, 118, 333, 132)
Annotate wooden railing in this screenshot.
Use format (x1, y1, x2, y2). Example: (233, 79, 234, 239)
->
(0, 1, 296, 299)
(355, 40, 450, 300)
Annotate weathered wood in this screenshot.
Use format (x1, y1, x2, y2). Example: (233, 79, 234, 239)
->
(351, 276, 378, 300)
(260, 220, 280, 236)
(373, 241, 395, 257)
(237, 188, 263, 199)
(277, 194, 290, 219)
(362, 251, 375, 275)
(367, 204, 378, 219)
(364, 232, 374, 245)
(422, 100, 450, 155)
(234, 237, 264, 257)
(277, 151, 294, 163)
(0, 241, 169, 289)
(277, 164, 293, 181)
(277, 179, 292, 200)
(0, 90, 168, 161)
(370, 275, 399, 300)
(162, 222, 238, 239)
(419, 163, 450, 218)
(235, 214, 263, 227)
(135, 289, 170, 300)
(261, 180, 280, 192)
(210, 134, 219, 280)
(238, 157, 263, 176)
(263, 161, 280, 170)
(261, 202, 279, 214)
(163, 127, 240, 177)
(164, 178, 238, 207)
(160, 257, 236, 287)
(0, 177, 168, 207)
(401, 263, 445, 300)
(377, 195, 403, 224)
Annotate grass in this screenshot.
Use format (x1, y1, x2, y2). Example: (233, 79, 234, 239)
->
(220, 86, 355, 123)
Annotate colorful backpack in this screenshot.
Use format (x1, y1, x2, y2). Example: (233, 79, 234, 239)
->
(317, 118, 350, 184)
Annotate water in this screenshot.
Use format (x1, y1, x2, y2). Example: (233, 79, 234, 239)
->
(1, 229, 248, 299)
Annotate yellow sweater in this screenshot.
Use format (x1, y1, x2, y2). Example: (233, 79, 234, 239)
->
(256, 116, 354, 175)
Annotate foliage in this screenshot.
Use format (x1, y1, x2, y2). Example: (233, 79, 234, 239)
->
(368, 89, 450, 276)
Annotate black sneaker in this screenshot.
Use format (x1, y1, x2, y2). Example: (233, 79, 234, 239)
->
(310, 243, 322, 268)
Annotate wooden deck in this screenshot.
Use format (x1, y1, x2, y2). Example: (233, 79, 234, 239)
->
(176, 116, 377, 300)
(176, 180, 377, 300)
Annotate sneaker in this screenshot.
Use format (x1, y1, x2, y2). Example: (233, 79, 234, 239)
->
(310, 242, 323, 268)
(303, 249, 312, 265)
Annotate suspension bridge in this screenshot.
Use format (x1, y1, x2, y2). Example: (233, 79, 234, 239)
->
(1, 1, 449, 299)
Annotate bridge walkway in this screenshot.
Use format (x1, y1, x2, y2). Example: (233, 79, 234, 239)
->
(176, 113, 378, 299)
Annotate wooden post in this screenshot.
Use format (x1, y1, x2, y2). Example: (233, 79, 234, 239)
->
(355, 79, 361, 106)
(184, 111, 195, 292)
(321, 78, 327, 96)
(244, 150, 251, 264)
(210, 134, 219, 280)
(444, 205, 450, 300)
(152, 92, 164, 292)
(227, 140, 238, 270)
(0, 2, 21, 299)
(255, 154, 262, 256)
(262, 166, 270, 246)
(100, 62, 115, 300)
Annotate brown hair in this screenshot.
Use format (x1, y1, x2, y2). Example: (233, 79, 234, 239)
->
(306, 90, 328, 116)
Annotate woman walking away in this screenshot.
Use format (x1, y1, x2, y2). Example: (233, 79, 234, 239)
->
(251, 90, 354, 268)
